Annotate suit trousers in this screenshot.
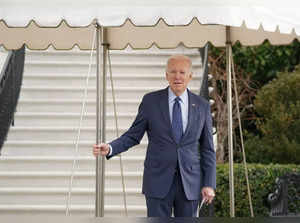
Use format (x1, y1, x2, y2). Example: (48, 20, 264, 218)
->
(145, 169, 199, 217)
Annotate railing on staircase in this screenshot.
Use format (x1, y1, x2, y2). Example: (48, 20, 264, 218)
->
(0, 45, 25, 154)
(199, 44, 210, 101)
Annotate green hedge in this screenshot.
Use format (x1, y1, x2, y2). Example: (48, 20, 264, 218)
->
(211, 164, 300, 217)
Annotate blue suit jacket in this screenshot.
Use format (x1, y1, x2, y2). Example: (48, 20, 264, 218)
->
(108, 87, 216, 200)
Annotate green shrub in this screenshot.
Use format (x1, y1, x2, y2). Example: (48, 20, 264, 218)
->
(244, 68, 300, 164)
(210, 164, 300, 217)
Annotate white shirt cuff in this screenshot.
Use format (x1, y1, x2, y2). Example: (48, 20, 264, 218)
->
(108, 144, 113, 156)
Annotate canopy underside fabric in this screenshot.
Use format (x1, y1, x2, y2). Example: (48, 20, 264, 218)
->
(1, 19, 299, 50)
(1, 0, 300, 50)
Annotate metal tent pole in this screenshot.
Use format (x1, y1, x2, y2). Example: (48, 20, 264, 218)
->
(231, 54, 254, 217)
(226, 26, 235, 217)
(95, 25, 108, 217)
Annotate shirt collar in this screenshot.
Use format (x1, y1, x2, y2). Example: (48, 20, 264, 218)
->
(168, 87, 188, 105)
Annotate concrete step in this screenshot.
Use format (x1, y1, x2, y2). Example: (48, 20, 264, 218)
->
(18, 86, 158, 101)
(25, 47, 202, 64)
(1, 141, 147, 157)
(13, 112, 136, 128)
(16, 99, 140, 113)
(6, 126, 148, 141)
(0, 156, 145, 172)
(0, 187, 145, 206)
(0, 171, 143, 188)
(19, 86, 200, 100)
(24, 61, 179, 76)
(0, 204, 146, 216)
(24, 57, 201, 68)
(22, 73, 201, 88)
(25, 59, 201, 70)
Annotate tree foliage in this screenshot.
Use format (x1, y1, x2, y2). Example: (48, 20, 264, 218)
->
(232, 40, 300, 135)
(245, 67, 300, 164)
(233, 40, 300, 87)
(209, 40, 300, 163)
(209, 46, 257, 163)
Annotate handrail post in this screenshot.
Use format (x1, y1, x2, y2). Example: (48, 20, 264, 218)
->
(95, 24, 108, 217)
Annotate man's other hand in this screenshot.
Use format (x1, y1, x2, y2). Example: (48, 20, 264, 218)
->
(93, 143, 110, 157)
(201, 187, 215, 204)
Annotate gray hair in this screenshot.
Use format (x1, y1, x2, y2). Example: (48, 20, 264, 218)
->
(166, 54, 192, 73)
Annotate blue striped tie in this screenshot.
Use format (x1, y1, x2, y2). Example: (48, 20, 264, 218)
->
(172, 97, 183, 144)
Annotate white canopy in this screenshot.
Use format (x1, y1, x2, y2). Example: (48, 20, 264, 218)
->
(1, 0, 300, 50)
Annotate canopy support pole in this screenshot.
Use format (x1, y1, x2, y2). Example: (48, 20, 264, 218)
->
(95, 24, 108, 217)
(231, 53, 254, 217)
(226, 26, 235, 218)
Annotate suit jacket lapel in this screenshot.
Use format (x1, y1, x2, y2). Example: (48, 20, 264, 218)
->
(160, 87, 178, 142)
(159, 87, 173, 132)
(160, 88, 202, 144)
(181, 90, 200, 141)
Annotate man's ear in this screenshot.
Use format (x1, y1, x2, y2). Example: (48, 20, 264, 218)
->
(165, 72, 169, 80)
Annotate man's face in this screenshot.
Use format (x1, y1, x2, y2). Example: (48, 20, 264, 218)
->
(166, 58, 192, 96)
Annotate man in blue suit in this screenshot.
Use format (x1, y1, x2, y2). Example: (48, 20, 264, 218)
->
(93, 55, 216, 217)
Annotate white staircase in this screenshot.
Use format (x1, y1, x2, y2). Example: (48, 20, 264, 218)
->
(0, 46, 202, 217)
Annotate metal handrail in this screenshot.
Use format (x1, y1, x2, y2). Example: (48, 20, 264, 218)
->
(0, 45, 25, 153)
(199, 44, 210, 101)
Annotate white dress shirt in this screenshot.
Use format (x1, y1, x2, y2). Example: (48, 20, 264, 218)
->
(168, 87, 189, 133)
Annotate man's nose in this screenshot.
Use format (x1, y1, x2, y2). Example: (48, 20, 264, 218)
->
(174, 72, 181, 79)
